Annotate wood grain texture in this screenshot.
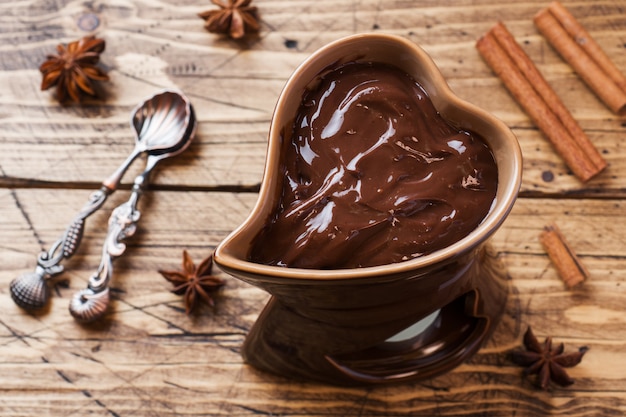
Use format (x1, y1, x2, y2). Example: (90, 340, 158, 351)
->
(1, 0, 625, 416)
(2, 192, 626, 416)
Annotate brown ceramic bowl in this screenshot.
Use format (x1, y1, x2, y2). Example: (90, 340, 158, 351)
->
(214, 33, 522, 385)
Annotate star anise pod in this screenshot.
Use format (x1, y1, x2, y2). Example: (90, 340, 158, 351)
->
(159, 250, 225, 315)
(39, 35, 109, 103)
(198, 0, 260, 39)
(511, 326, 588, 390)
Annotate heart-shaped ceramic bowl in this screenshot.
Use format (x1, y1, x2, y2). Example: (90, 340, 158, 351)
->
(214, 33, 522, 385)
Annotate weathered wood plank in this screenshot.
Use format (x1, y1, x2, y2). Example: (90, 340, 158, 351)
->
(1, 1, 625, 195)
(1, 189, 625, 416)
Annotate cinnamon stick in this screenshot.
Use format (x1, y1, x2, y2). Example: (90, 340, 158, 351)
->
(476, 22, 606, 182)
(534, 1, 626, 115)
(540, 223, 588, 288)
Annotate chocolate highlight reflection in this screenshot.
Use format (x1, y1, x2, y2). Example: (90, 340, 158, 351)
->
(214, 33, 522, 385)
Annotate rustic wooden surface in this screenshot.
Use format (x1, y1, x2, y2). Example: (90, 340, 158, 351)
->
(1, 0, 625, 415)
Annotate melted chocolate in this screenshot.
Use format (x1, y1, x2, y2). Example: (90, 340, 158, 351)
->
(249, 62, 498, 269)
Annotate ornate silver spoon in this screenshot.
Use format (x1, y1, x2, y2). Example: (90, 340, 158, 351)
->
(69, 91, 196, 322)
(10, 89, 196, 311)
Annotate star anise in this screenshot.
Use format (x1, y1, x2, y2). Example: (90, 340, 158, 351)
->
(511, 326, 588, 390)
(198, 0, 260, 39)
(39, 35, 109, 103)
(159, 250, 224, 315)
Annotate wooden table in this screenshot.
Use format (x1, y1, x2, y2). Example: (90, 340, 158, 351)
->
(1, 0, 625, 415)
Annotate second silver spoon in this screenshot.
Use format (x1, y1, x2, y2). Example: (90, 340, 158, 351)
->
(69, 91, 196, 322)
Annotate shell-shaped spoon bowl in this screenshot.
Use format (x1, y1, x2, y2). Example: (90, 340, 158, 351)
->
(132, 90, 195, 157)
(214, 33, 522, 385)
(69, 288, 110, 323)
(10, 270, 50, 310)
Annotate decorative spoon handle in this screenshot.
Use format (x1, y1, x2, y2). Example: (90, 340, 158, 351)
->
(10, 185, 114, 310)
(43, 186, 113, 275)
(37, 149, 143, 277)
(9, 149, 143, 311)
(69, 162, 155, 323)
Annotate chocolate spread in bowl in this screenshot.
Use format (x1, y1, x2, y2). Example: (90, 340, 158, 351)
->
(248, 61, 498, 269)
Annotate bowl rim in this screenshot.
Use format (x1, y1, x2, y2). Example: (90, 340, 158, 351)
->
(214, 32, 522, 282)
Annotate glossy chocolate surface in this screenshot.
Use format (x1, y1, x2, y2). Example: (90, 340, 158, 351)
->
(249, 62, 498, 268)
